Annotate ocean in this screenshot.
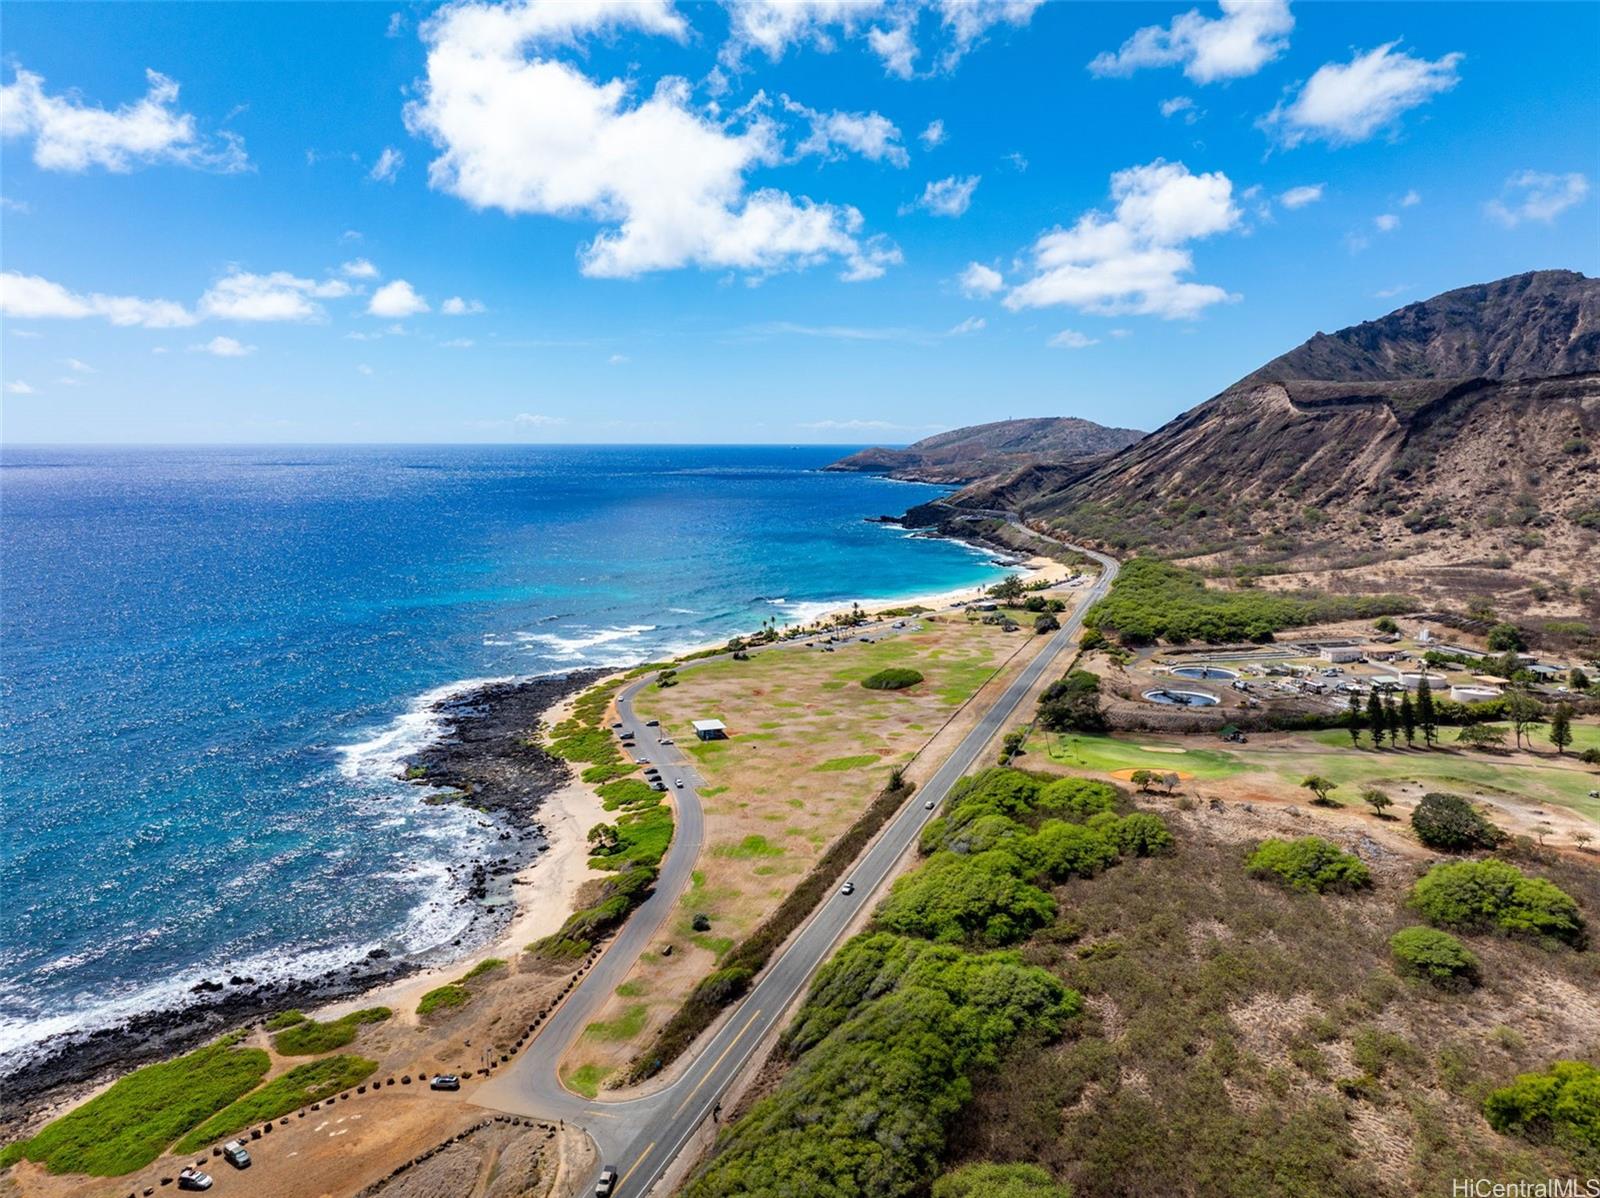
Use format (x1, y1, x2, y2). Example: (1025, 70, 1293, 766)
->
(0, 444, 1006, 1070)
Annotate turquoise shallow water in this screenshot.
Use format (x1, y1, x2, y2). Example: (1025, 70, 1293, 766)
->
(0, 444, 1005, 1062)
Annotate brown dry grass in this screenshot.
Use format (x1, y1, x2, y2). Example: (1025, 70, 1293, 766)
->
(561, 614, 1041, 1082)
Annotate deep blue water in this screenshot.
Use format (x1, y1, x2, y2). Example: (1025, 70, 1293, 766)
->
(0, 444, 1003, 1062)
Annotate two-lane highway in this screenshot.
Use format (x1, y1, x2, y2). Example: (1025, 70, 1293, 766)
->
(476, 535, 1119, 1197)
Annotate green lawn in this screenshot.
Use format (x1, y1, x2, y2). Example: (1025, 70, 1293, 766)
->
(1038, 733, 1252, 780)
(1041, 730, 1600, 823)
(564, 1063, 612, 1098)
(583, 1004, 649, 1041)
(271, 1006, 390, 1056)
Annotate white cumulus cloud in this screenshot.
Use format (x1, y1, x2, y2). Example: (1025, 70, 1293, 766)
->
(915, 174, 979, 217)
(404, 2, 899, 282)
(341, 259, 381, 279)
(786, 99, 908, 167)
(1091, 0, 1292, 83)
(919, 118, 946, 148)
(1004, 159, 1241, 320)
(0, 65, 247, 173)
(959, 262, 1003, 297)
(1486, 170, 1590, 227)
(5, 379, 37, 394)
(1374, 212, 1399, 232)
(193, 335, 256, 357)
(369, 279, 429, 317)
(441, 295, 486, 315)
(0, 270, 198, 327)
(1260, 41, 1463, 147)
(1049, 329, 1099, 349)
(1279, 183, 1324, 209)
(200, 270, 352, 322)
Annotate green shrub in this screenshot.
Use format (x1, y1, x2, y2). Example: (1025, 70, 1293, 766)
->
(174, 1056, 377, 1152)
(1245, 837, 1372, 894)
(685, 933, 1078, 1198)
(1483, 1060, 1600, 1149)
(264, 1009, 306, 1030)
(416, 984, 470, 1016)
(0, 1036, 269, 1175)
(1102, 811, 1175, 857)
(876, 851, 1056, 946)
(272, 1006, 391, 1055)
(1034, 776, 1119, 822)
(862, 667, 925, 690)
(1023, 820, 1119, 881)
(1388, 927, 1480, 989)
(933, 1162, 1074, 1197)
(532, 865, 658, 959)
(460, 957, 507, 982)
(1409, 859, 1584, 945)
(1083, 557, 1413, 645)
(1411, 792, 1505, 852)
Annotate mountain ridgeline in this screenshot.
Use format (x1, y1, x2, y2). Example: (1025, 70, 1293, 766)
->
(825, 417, 1145, 484)
(909, 270, 1600, 619)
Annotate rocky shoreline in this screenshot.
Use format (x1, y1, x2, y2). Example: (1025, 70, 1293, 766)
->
(0, 668, 606, 1130)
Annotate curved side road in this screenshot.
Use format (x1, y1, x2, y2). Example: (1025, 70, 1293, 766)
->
(477, 532, 1119, 1198)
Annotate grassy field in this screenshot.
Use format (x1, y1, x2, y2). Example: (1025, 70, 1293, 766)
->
(271, 1006, 391, 1055)
(0, 1035, 269, 1175)
(174, 1055, 377, 1152)
(1034, 727, 1600, 824)
(557, 613, 1035, 1085)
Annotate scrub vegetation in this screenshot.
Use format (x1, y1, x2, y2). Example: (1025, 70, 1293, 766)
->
(1083, 557, 1413, 645)
(685, 768, 1169, 1197)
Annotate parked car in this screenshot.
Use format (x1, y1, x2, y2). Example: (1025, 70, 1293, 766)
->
(660, 737, 674, 745)
(177, 1168, 213, 1191)
(645, 719, 659, 727)
(596, 1165, 620, 1197)
(221, 1140, 252, 1168)
(841, 881, 855, 895)
(430, 1074, 461, 1091)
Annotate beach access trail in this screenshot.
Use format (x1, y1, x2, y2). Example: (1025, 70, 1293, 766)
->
(474, 527, 1119, 1197)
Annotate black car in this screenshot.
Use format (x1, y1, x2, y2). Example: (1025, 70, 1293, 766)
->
(430, 1074, 461, 1091)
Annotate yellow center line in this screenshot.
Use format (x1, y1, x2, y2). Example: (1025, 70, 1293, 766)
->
(619, 1140, 655, 1187)
(673, 1007, 762, 1117)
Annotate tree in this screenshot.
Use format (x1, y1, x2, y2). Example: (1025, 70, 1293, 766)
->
(1374, 616, 1400, 634)
(1571, 667, 1591, 692)
(1361, 788, 1394, 818)
(1534, 821, 1554, 846)
(1162, 771, 1180, 795)
(1033, 613, 1060, 635)
(1486, 622, 1526, 652)
(1036, 670, 1105, 733)
(1367, 690, 1386, 748)
(1506, 687, 1542, 750)
(1416, 676, 1438, 748)
(1457, 724, 1508, 750)
(1411, 792, 1505, 851)
(1385, 696, 1402, 748)
(1549, 703, 1574, 755)
(1399, 691, 1417, 748)
(1574, 830, 1594, 853)
(1301, 775, 1338, 806)
(1130, 769, 1155, 793)
(989, 574, 1026, 604)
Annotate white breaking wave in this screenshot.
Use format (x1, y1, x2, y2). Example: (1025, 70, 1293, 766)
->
(334, 675, 514, 783)
(517, 623, 656, 658)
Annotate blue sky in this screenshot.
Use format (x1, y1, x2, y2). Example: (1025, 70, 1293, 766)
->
(1, 0, 1596, 444)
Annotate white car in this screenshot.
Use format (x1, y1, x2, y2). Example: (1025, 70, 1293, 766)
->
(177, 1168, 213, 1192)
(841, 881, 855, 895)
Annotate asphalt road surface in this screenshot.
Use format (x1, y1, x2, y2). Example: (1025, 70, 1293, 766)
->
(476, 540, 1119, 1197)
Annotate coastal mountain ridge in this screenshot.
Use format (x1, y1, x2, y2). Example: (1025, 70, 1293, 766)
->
(824, 416, 1145, 484)
(912, 270, 1600, 621)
